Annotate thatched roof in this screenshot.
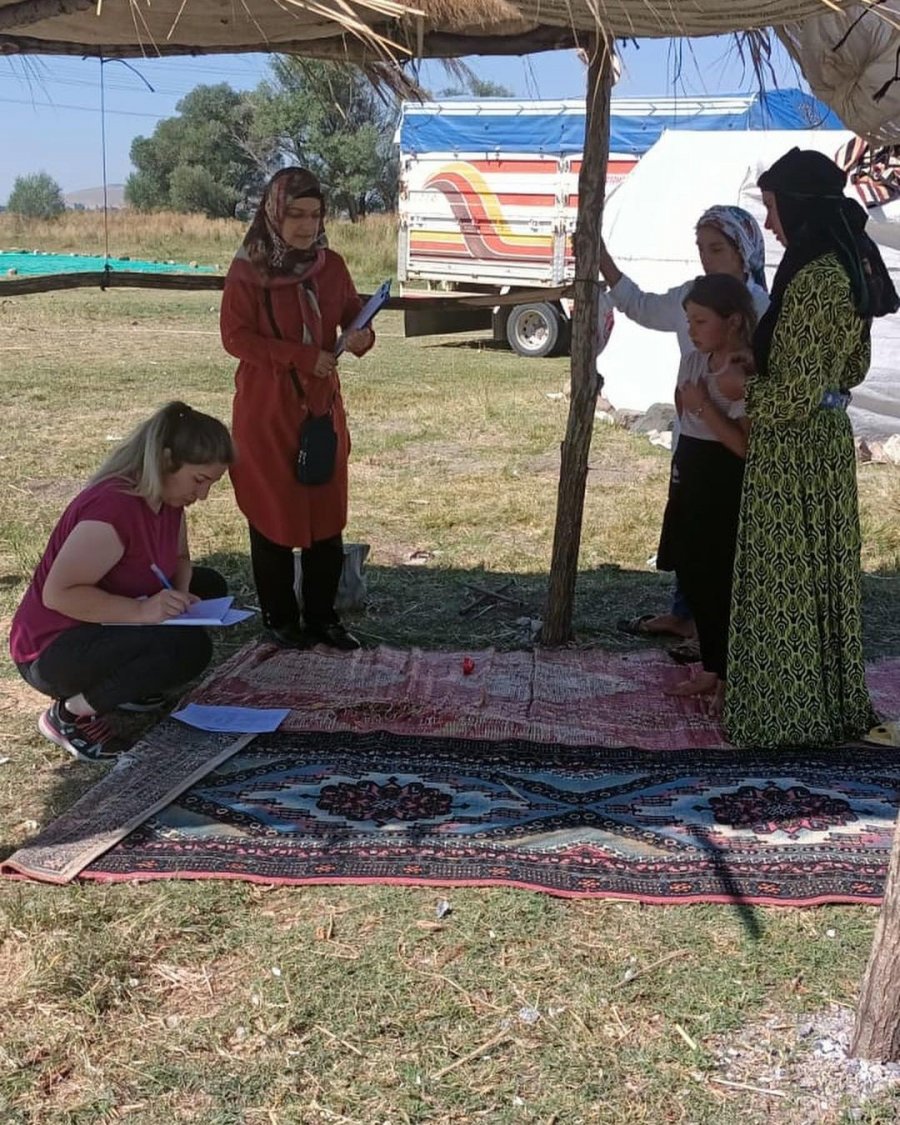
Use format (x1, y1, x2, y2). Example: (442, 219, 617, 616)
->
(0, 0, 856, 60)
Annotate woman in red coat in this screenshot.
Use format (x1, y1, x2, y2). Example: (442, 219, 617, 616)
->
(221, 168, 373, 650)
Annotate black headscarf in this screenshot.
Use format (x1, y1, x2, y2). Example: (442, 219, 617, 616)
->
(753, 148, 899, 376)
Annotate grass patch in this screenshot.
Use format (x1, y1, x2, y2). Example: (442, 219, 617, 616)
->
(0, 231, 899, 1122)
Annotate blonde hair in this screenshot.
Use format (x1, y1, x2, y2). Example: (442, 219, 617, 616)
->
(90, 401, 234, 504)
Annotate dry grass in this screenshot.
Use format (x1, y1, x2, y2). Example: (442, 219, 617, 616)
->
(0, 218, 899, 1123)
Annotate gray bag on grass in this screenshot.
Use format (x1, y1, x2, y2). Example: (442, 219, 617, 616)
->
(293, 542, 370, 612)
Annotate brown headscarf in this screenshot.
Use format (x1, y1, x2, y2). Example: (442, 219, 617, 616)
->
(238, 167, 328, 285)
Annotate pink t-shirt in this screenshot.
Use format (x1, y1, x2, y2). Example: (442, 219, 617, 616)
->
(9, 477, 183, 663)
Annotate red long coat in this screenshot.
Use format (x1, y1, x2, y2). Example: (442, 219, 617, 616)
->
(220, 250, 368, 547)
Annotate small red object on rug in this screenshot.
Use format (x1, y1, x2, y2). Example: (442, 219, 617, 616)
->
(462, 657, 475, 676)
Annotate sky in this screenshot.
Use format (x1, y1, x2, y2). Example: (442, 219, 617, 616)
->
(0, 35, 806, 202)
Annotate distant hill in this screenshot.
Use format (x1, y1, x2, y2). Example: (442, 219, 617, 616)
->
(64, 185, 126, 211)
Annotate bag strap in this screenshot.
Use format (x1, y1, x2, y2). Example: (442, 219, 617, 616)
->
(262, 286, 336, 414)
(262, 288, 304, 399)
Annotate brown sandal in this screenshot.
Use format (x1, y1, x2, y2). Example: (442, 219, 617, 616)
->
(667, 638, 701, 665)
(616, 613, 657, 637)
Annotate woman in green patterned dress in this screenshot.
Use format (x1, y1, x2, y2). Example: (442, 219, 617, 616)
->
(725, 149, 898, 748)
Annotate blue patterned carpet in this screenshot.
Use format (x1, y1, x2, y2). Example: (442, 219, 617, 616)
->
(82, 730, 900, 904)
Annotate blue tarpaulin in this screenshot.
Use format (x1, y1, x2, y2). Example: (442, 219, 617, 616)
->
(399, 89, 846, 157)
(0, 251, 216, 278)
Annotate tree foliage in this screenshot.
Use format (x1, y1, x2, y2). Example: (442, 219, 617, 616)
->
(437, 76, 515, 98)
(7, 172, 65, 219)
(118, 64, 510, 220)
(251, 58, 399, 221)
(125, 84, 270, 218)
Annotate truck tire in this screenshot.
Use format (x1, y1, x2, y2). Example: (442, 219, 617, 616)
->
(506, 302, 562, 358)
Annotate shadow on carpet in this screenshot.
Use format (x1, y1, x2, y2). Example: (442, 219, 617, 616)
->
(3, 643, 899, 904)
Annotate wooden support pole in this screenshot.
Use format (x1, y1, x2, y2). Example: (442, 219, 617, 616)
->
(851, 816, 900, 1060)
(0, 271, 572, 305)
(542, 38, 613, 645)
(0, 271, 226, 296)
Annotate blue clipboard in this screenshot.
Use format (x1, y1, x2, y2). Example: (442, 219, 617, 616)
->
(334, 278, 391, 357)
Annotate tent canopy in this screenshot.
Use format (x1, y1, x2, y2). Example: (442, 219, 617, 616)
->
(600, 127, 900, 440)
(0, 0, 850, 60)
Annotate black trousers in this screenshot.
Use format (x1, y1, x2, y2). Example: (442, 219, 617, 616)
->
(248, 524, 343, 630)
(657, 436, 744, 679)
(16, 567, 227, 714)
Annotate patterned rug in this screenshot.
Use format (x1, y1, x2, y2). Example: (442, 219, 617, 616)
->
(79, 730, 900, 904)
(4, 643, 900, 902)
(183, 643, 900, 750)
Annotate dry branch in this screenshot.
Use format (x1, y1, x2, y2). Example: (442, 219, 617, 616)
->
(431, 1029, 511, 1079)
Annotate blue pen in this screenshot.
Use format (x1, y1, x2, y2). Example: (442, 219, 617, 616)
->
(150, 563, 173, 590)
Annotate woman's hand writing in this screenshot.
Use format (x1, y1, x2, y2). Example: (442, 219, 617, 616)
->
(342, 327, 373, 357)
(313, 350, 337, 379)
(137, 589, 193, 624)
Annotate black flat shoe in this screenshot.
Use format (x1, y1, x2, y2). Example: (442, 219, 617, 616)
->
(264, 623, 313, 650)
(307, 622, 361, 651)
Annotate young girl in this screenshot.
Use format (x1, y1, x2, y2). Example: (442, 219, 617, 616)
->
(656, 274, 758, 714)
(602, 205, 769, 652)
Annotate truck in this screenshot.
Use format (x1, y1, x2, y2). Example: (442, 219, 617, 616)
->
(397, 90, 842, 357)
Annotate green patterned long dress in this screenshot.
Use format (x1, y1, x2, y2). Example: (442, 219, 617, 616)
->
(725, 254, 877, 748)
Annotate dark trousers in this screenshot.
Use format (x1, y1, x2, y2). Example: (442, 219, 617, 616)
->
(676, 562, 734, 679)
(16, 566, 227, 714)
(248, 524, 343, 630)
(657, 436, 744, 679)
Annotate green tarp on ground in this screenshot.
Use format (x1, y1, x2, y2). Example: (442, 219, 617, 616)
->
(0, 251, 216, 277)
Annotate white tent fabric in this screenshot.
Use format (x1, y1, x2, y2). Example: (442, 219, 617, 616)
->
(777, 4, 900, 146)
(600, 129, 900, 441)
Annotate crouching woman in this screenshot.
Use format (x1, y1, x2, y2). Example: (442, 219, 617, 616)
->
(9, 401, 234, 761)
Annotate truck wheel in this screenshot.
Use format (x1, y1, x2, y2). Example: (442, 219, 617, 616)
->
(506, 302, 561, 358)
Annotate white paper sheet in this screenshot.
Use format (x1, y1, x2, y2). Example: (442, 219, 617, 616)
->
(105, 596, 256, 627)
(162, 597, 255, 627)
(171, 703, 291, 733)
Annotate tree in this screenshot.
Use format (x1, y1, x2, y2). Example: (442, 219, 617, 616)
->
(251, 58, 399, 220)
(7, 172, 65, 219)
(437, 76, 515, 98)
(851, 822, 900, 1060)
(125, 84, 271, 217)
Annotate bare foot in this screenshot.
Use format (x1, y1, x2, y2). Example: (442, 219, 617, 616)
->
(664, 671, 719, 697)
(706, 680, 726, 719)
(640, 613, 696, 639)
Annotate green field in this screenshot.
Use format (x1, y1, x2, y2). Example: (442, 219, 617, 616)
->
(1, 215, 899, 1124)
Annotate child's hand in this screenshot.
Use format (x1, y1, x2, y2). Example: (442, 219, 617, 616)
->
(679, 380, 708, 416)
(715, 364, 747, 402)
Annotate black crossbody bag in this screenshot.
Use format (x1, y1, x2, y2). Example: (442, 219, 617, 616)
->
(263, 289, 337, 486)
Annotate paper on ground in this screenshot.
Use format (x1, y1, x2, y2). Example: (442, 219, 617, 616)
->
(171, 703, 290, 733)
